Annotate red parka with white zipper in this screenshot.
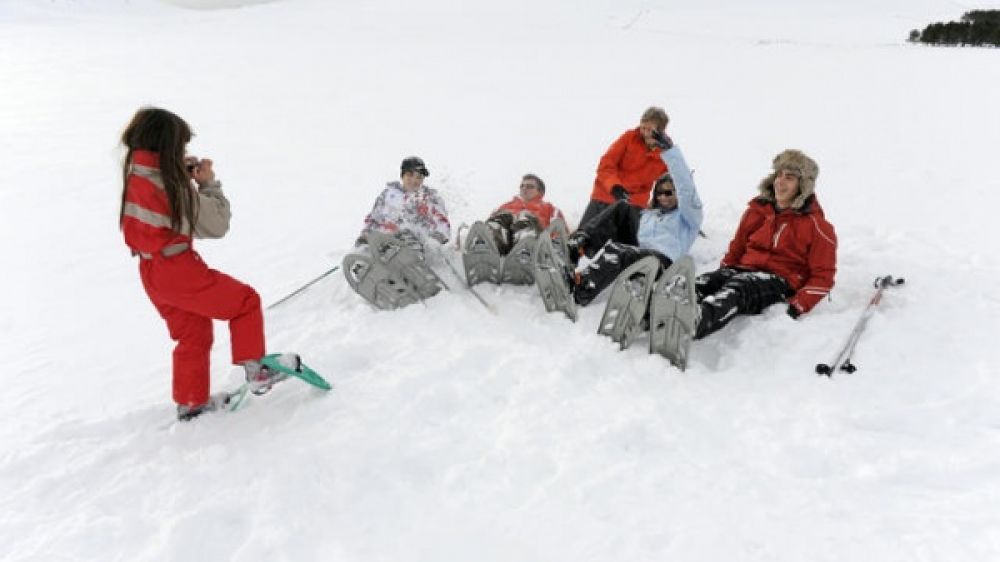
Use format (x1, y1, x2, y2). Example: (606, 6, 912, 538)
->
(722, 195, 837, 315)
(121, 150, 264, 407)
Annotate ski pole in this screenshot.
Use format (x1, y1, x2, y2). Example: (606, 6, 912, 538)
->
(815, 275, 904, 376)
(266, 265, 341, 310)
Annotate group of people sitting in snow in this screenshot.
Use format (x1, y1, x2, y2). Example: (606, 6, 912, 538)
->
(118, 105, 837, 421)
(346, 106, 836, 332)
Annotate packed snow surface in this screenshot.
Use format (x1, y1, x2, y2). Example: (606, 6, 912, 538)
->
(2, 0, 1000, 560)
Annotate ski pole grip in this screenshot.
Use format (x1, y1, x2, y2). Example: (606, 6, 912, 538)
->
(874, 275, 905, 288)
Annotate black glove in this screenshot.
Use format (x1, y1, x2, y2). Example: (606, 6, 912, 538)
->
(786, 304, 801, 319)
(651, 129, 673, 150)
(610, 184, 628, 201)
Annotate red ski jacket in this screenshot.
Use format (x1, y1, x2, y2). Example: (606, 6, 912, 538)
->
(120, 150, 231, 256)
(492, 195, 565, 229)
(121, 151, 195, 256)
(589, 128, 668, 208)
(722, 195, 837, 315)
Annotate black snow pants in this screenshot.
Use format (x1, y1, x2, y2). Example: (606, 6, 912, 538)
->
(694, 268, 793, 339)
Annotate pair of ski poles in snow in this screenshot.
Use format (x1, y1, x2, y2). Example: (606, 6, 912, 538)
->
(815, 275, 904, 376)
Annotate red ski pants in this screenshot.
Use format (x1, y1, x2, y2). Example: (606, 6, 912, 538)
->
(139, 250, 265, 407)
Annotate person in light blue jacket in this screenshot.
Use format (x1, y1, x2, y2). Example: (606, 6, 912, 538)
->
(567, 136, 703, 305)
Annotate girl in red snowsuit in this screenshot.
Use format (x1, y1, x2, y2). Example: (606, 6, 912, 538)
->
(119, 107, 276, 420)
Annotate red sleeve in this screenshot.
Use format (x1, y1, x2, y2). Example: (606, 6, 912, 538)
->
(595, 131, 631, 195)
(788, 215, 838, 314)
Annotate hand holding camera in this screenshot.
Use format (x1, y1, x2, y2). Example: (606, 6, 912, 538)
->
(186, 156, 217, 187)
(651, 130, 673, 150)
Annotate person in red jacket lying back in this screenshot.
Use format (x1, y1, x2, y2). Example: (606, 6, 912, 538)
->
(119, 107, 286, 421)
(694, 149, 837, 338)
(485, 173, 565, 254)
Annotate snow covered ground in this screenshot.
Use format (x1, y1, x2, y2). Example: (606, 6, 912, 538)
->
(2, 0, 1000, 560)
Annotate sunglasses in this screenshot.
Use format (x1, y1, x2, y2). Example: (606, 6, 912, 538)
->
(656, 189, 674, 196)
(520, 183, 540, 190)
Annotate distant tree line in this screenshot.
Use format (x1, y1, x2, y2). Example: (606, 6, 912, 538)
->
(909, 10, 1000, 46)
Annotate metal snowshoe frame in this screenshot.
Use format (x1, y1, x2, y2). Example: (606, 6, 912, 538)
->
(532, 218, 576, 322)
(501, 232, 537, 285)
(648, 255, 698, 371)
(597, 255, 661, 349)
(462, 221, 504, 286)
(342, 231, 445, 310)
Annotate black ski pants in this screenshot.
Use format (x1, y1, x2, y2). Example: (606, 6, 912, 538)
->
(575, 241, 672, 306)
(694, 267, 792, 339)
(577, 200, 642, 250)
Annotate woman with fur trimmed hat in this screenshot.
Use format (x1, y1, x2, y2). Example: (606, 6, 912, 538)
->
(692, 149, 837, 339)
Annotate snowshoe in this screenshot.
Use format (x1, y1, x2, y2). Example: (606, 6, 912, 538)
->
(596, 255, 661, 350)
(501, 232, 536, 285)
(648, 255, 698, 371)
(462, 221, 503, 286)
(367, 231, 444, 300)
(342, 231, 443, 310)
(532, 229, 577, 322)
(342, 252, 422, 310)
(545, 218, 571, 265)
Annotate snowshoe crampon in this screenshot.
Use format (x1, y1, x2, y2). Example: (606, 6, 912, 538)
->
(342, 231, 443, 310)
(648, 255, 698, 371)
(532, 221, 576, 322)
(462, 221, 503, 286)
(597, 255, 660, 349)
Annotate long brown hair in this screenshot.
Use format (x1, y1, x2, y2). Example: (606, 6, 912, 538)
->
(119, 107, 196, 233)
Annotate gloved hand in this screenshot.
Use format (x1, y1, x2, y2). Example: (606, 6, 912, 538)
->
(786, 304, 802, 319)
(651, 130, 673, 150)
(610, 184, 629, 201)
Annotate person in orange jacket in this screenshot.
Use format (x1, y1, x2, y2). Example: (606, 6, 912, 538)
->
(119, 107, 284, 421)
(692, 149, 837, 338)
(578, 106, 670, 227)
(485, 173, 565, 254)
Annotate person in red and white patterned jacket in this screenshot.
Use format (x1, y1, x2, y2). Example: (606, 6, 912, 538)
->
(484, 174, 565, 254)
(119, 107, 285, 421)
(694, 149, 837, 339)
(357, 156, 451, 247)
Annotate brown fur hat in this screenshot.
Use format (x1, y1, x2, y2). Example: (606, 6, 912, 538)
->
(756, 149, 819, 210)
